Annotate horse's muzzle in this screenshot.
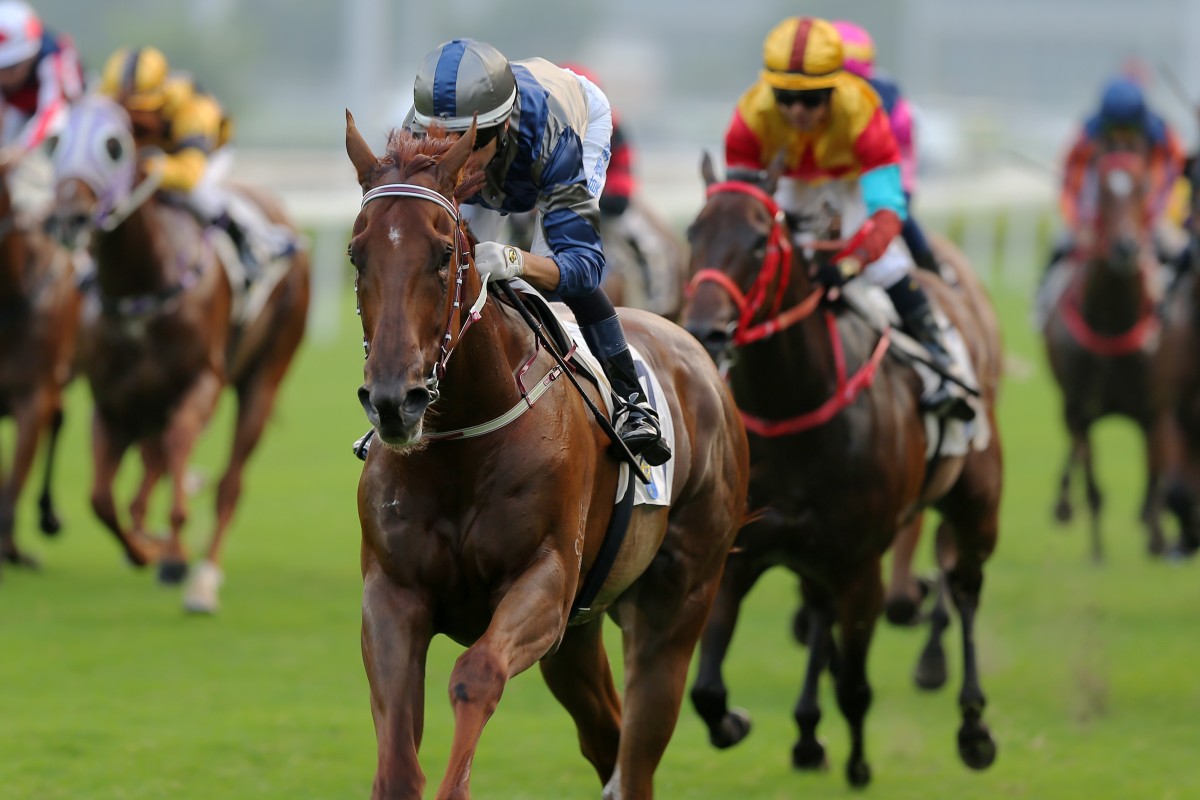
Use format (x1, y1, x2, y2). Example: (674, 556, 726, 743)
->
(359, 382, 432, 444)
(44, 211, 90, 251)
(685, 324, 735, 365)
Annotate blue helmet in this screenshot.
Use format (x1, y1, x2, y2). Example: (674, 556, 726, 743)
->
(412, 39, 517, 132)
(1098, 77, 1147, 127)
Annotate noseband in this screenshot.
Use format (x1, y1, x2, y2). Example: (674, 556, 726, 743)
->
(686, 181, 823, 346)
(358, 182, 485, 404)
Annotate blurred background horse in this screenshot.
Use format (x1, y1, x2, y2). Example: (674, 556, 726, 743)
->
(46, 95, 310, 611)
(1041, 149, 1166, 561)
(0, 156, 80, 573)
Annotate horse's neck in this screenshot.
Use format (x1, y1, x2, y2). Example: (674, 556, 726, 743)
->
(429, 290, 534, 431)
(731, 276, 842, 419)
(1080, 253, 1148, 332)
(0, 220, 25, 302)
(94, 204, 174, 297)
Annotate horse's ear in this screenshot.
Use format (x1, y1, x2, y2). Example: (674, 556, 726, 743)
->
(700, 150, 718, 186)
(345, 109, 377, 190)
(438, 117, 477, 194)
(764, 148, 787, 194)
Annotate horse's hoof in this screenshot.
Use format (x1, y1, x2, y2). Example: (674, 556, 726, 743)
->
(39, 512, 63, 537)
(183, 561, 223, 614)
(791, 738, 827, 771)
(957, 722, 997, 770)
(1054, 500, 1073, 523)
(709, 709, 751, 749)
(846, 759, 872, 788)
(885, 596, 920, 626)
(914, 648, 948, 691)
(158, 560, 189, 585)
(4, 548, 41, 570)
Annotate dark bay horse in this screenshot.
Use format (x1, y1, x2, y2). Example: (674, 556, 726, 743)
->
(47, 95, 310, 611)
(345, 113, 748, 799)
(680, 156, 1003, 786)
(0, 159, 81, 572)
(1042, 149, 1166, 560)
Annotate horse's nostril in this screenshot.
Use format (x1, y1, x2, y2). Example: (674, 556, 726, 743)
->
(401, 388, 431, 416)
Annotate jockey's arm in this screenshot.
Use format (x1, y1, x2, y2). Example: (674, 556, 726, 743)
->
(839, 107, 907, 268)
(1148, 128, 1186, 221)
(1059, 136, 1090, 230)
(15, 48, 81, 154)
(723, 107, 765, 172)
(145, 96, 222, 193)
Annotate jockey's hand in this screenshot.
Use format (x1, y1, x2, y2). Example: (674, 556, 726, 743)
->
(475, 241, 525, 281)
(815, 256, 862, 296)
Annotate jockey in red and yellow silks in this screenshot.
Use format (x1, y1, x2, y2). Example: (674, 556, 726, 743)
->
(723, 16, 969, 420)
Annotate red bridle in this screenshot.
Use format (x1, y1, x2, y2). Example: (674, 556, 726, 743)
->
(686, 181, 824, 346)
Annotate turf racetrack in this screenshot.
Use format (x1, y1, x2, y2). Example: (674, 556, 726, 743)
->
(3, 277, 1199, 799)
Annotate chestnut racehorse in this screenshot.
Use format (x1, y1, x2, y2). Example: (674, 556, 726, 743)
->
(1043, 149, 1166, 560)
(345, 114, 748, 799)
(0, 158, 81, 573)
(47, 95, 310, 611)
(680, 156, 1003, 786)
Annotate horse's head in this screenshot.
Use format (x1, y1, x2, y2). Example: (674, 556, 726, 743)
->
(681, 150, 810, 364)
(44, 94, 137, 250)
(1087, 149, 1151, 276)
(345, 111, 489, 448)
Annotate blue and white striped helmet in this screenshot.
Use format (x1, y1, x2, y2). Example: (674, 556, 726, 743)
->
(412, 39, 517, 132)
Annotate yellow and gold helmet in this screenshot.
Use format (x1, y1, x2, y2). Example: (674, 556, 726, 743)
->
(761, 17, 844, 91)
(100, 46, 170, 111)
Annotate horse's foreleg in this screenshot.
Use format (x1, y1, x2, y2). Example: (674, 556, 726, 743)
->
(831, 561, 883, 788)
(0, 393, 53, 567)
(37, 404, 64, 536)
(791, 590, 833, 773)
(436, 557, 569, 800)
(538, 617, 621, 787)
(89, 411, 152, 566)
(689, 552, 766, 750)
(363, 563, 432, 800)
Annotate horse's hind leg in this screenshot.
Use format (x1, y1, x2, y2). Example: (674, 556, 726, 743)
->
(913, 564, 951, 691)
(885, 514, 928, 626)
(1140, 419, 1167, 557)
(690, 552, 767, 750)
(132, 441, 188, 584)
(830, 561, 884, 788)
(612, 553, 728, 799)
(1054, 438, 1079, 523)
(37, 404, 64, 536)
(539, 617, 621, 787)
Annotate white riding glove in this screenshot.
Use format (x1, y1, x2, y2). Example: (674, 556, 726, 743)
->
(475, 241, 525, 281)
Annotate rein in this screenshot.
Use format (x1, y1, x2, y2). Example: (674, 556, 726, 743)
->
(1057, 258, 1160, 356)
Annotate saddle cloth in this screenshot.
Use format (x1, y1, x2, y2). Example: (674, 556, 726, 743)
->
(208, 222, 294, 327)
(841, 281, 991, 460)
(509, 280, 676, 507)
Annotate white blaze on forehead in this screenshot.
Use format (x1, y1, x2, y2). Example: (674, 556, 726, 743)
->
(389, 226, 401, 247)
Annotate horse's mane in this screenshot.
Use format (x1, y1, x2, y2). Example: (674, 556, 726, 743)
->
(377, 124, 487, 202)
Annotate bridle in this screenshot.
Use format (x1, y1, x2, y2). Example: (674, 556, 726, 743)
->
(358, 182, 487, 405)
(686, 180, 824, 347)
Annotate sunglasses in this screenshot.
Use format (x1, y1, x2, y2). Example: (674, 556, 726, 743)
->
(774, 89, 832, 109)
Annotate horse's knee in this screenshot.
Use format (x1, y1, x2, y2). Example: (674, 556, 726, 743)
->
(449, 648, 506, 715)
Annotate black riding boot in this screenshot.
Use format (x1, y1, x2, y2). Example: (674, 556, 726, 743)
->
(215, 212, 261, 283)
(886, 276, 975, 421)
(600, 348, 672, 467)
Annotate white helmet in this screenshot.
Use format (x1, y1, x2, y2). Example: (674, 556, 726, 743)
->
(0, 1, 42, 69)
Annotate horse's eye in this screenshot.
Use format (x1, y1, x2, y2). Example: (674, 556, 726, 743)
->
(346, 243, 359, 268)
(440, 244, 453, 269)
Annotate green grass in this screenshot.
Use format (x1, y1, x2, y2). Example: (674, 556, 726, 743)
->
(3, 272, 1200, 799)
